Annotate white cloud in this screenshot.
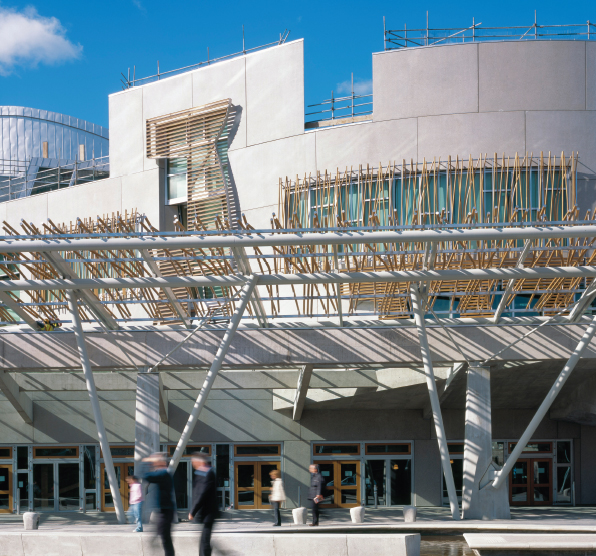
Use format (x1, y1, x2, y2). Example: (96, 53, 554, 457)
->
(0, 6, 82, 76)
(336, 78, 372, 96)
(132, 0, 146, 13)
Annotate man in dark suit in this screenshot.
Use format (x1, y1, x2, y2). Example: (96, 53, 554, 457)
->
(189, 453, 218, 556)
(307, 464, 324, 526)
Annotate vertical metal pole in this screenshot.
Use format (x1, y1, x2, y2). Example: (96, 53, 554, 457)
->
(133, 65, 136, 87)
(168, 276, 258, 472)
(243, 25, 245, 54)
(66, 291, 126, 523)
(492, 315, 596, 490)
(410, 284, 461, 520)
(208, 47, 210, 64)
(426, 11, 429, 46)
(331, 91, 334, 121)
(351, 73, 354, 119)
(535, 11, 537, 39)
(405, 23, 407, 47)
(472, 17, 475, 42)
(157, 60, 160, 80)
(383, 16, 386, 51)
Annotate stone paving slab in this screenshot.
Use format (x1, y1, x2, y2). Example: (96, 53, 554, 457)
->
(465, 533, 596, 549)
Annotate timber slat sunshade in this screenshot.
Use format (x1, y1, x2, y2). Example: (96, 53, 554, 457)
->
(146, 99, 234, 232)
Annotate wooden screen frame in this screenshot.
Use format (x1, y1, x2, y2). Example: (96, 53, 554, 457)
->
(234, 444, 280, 457)
(509, 457, 553, 507)
(312, 444, 360, 456)
(0, 463, 12, 514)
(317, 460, 360, 509)
(100, 462, 135, 512)
(365, 443, 411, 456)
(33, 446, 79, 459)
(100, 445, 135, 459)
(234, 461, 280, 510)
(508, 442, 553, 454)
(0, 447, 12, 459)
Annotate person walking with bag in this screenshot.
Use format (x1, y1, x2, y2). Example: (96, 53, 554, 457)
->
(143, 453, 176, 556)
(308, 464, 324, 527)
(269, 469, 285, 526)
(189, 453, 218, 556)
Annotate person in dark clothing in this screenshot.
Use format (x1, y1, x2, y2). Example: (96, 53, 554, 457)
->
(307, 464, 324, 526)
(189, 453, 218, 556)
(144, 453, 176, 556)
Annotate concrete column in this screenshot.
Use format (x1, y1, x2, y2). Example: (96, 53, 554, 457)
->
(462, 365, 510, 519)
(134, 372, 161, 475)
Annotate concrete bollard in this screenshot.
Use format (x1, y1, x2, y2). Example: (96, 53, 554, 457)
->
(403, 505, 417, 522)
(292, 507, 308, 524)
(350, 506, 366, 523)
(23, 512, 40, 530)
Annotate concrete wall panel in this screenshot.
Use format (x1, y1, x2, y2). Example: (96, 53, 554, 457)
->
(418, 111, 525, 161)
(283, 439, 311, 508)
(580, 425, 596, 504)
(0, 398, 33, 442)
(373, 44, 478, 121)
(587, 43, 596, 111)
(314, 118, 417, 171)
(414, 439, 441, 506)
(192, 56, 247, 151)
(245, 40, 304, 146)
(108, 88, 144, 178)
(121, 168, 161, 228)
(479, 42, 586, 112)
(229, 132, 315, 214)
(142, 73, 193, 122)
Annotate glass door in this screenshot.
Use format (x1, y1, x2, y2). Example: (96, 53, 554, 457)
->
(318, 461, 360, 508)
(0, 464, 12, 513)
(365, 460, 386, 506)
(33, 463, 54, 511)
(509, 458, 552, 506)
(390, 459, 412, 505)
(234, 461, 280, 509)
(532, 459, 552, 505)
(101, 463, 134, 511)
(58, 463, 80, 511)
(510, 460, 529, 504)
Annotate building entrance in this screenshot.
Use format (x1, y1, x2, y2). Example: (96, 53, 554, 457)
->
(318, 461, 360, 508)
(0, 464, 12, 513)
(234, 461, 279, 509)
(101, 463, 134, 512)
(510, 458, 552, 506)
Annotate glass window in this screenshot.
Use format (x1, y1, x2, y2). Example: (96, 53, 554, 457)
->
(443, 459, 463, 502)
(109, 447, 134, 458)
(492, 441, 504, 466)
(448, 444, 465, 454)
(390, 459, 412, 506)
(17, 472, 29, 510)
(17, 447, 28, 470)
(168, 445, 210, 457)
(85, 492, 96, 511)
(557, 441, 571, 464)
(0, 447, 11, 458)
(365, 460, 386, 505)
(33, 463, 54, 510)
(166, 158, 187, 202)
(34, 447, 78, 458)
(235, 445, 280, 456)
(557, 466, 572, 503)
(216, 444, 230, 488)
(509, 442, 552, 454)
(174, 461, 188, 510)
(58, 463, 79, 511)
(365, 444, 410, 455)
(83, 446, 96, 490)
(313, 444, 360, 456)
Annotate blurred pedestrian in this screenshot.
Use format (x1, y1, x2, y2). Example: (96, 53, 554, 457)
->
(126, 475, 143, 532)
(189, 453, 218, 556)
(308, 464, 324, 527)
(143, 453, 176, 556)
(269, 469, 285, 526)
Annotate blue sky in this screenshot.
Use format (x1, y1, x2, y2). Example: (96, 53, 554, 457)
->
(1, 0, 595, 128)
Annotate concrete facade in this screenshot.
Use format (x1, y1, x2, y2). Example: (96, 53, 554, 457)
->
(1, 37, 595, 516)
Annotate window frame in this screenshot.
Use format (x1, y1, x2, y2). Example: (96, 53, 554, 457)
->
(233, 444, 281, 457)
(33, 446, 79, 459)
(313, 443, 361, 457)
(365, 443, 411, 456)
(0, 447, 12, 459)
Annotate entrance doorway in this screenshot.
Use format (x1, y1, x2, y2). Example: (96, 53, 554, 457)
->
(101, 463, 134, 511)
(32, 462, 80, 511)
(234, 461, 280, 509)
(510, 458, 552, 506)
(0, 464, 12, 513)
(318, 461, 360, 508)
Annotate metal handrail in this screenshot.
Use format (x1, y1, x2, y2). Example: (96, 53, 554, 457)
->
(121, 30, 290, 89)
(0, 156, 109, 202)
(384, 17, 596, 50)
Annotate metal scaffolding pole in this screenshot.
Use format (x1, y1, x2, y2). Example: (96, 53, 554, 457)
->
(168, 275, 258, 472)
(66, 291, 126, 523)
(491, 314, 596, 490)
(411, 284, 461, 520)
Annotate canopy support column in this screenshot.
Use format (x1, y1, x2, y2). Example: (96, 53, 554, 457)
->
(492, 314, 596, 490)
(66, 290, 125, 523)
(410, 284, 461, 520)
(168, 276, 258, 472)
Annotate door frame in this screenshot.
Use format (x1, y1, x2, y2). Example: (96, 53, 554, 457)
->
(317, 460, 360, 509)
(100, 463, 134, 512)
(509, 457, 553, 506)
(234, 461, 280, 510)
(0, 464, 12, 514)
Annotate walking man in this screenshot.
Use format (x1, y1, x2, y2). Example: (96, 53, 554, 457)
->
(189, 453, 218, 556)
(143, 453, 176, 556)
(308, 464, 324, 526)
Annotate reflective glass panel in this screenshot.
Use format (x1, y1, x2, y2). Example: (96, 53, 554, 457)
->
(0, 467, 8, 488)
(390, 459, 412, 506)
(174, 461, 188, 509)
(33, 463, 54, 510)
(260, 464, 276, 490)
(448, 444, 465, 454)
(58, 463, 79, 510)
(237, 464, 254, 488)
(534, 461, 550, 484)
(235, 445, 280, 456)
(0, 494, 9, 511)
(34, 447, 77, 458)
(443, 459, 463, 501)
(85, 492, 96, 511)
(341, 489, 358, 505)
(318, 463, 334, 505)
(314, 445, 359, 455)
(512, 462, 528, 485)
(110, 447, 134, 458)
(366, 444, 409, 455)
(17, 472, 29, 509)
(340, 463, 357, 486)
(534, 486, 550, 503)
(104, 466, 121, 509)
(0, 448, 10, 458)
(83, 446, 96, 490)
(557, 467, 572, 503)
(511, 487, 527, 502)
(17, 447, 28, 470)
(216, 445, 230, 488)
(237, 491, 254, 506)
(492, 442, 504, 467)
(365, 460, 386, 506)
(557, 441, 571, 464)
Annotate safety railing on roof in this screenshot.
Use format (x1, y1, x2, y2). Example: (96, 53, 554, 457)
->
(120, 29, 290, 89)
(384, 15, 596, 50)
(0, 156, 109, 203)
(305, 74, 373, 128)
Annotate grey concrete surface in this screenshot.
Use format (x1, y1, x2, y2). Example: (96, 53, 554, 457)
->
(464, 532, 596, 550)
